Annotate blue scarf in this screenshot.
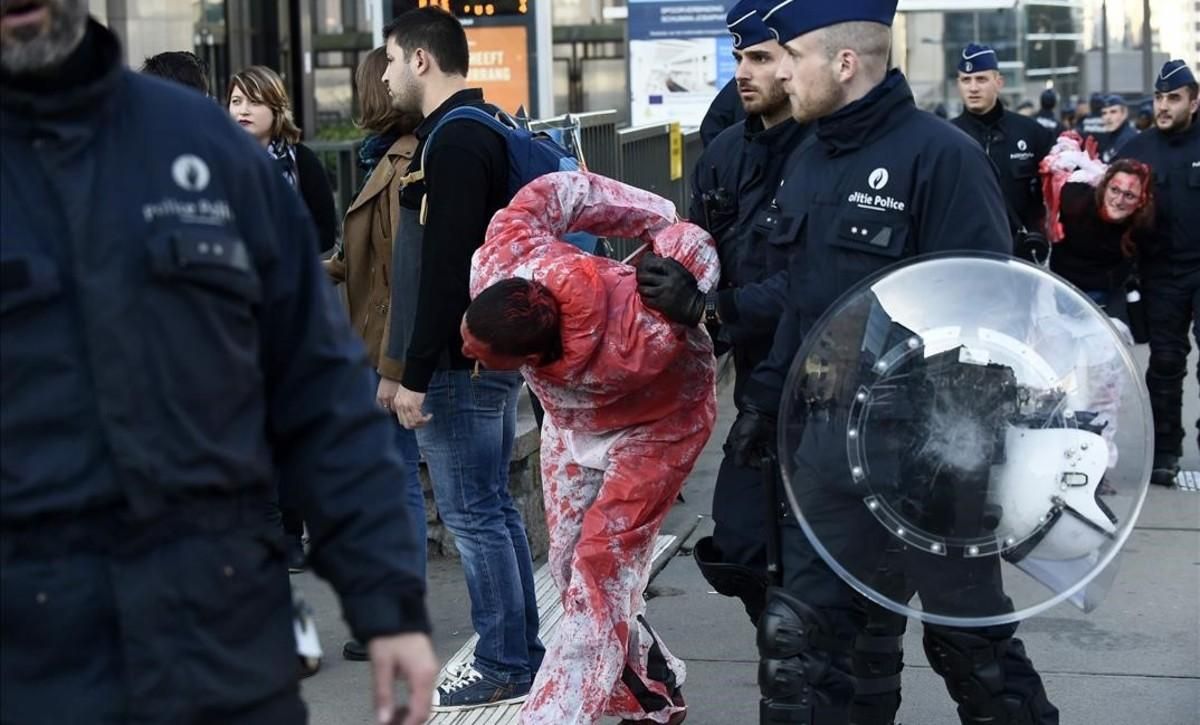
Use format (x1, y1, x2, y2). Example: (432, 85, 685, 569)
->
(357, 131, 401, 193)
(267, 138, 298, 189)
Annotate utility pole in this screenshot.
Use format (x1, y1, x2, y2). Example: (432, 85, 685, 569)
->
(1049, 12, 1057, 89)
(1101, 0, 1109, 93)
(1142, 0, 1153, 94)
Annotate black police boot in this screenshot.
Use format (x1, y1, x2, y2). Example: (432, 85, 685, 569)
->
(287, 534, 307, 573)
(342, 639, 368, 661)
(1151, 453, 1180, 487)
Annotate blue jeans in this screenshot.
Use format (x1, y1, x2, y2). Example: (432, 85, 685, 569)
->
(416, 370, 544, 683)
(394, 422, 427, 582)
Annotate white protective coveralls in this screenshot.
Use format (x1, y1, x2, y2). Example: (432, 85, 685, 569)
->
(469, 171, 720, 724)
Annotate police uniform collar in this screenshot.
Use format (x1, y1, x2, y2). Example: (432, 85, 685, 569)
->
(1162, 113, 1200, 143)
(815, 69, 912, 153)
(0, 19, 123, 123)
(746, 114, 802, 144)
(744, 114, 767, 138)
(414, 88, 487, 140)
(967, 99, 1006, 127)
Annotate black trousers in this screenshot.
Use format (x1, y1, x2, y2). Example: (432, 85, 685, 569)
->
(1143, 268, 1200, 457)
(711, 430, 771, 574)
(1, 505, 304, 725)
(772, 520, 1059, 725)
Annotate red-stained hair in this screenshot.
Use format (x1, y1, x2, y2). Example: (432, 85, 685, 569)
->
(465, 278, 563, 364)
(1095, 158, 1155, 258)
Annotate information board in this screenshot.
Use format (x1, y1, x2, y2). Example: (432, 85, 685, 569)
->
(628, 0, 732, 128)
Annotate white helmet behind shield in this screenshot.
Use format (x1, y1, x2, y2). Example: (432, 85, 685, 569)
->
(778, 254, 1153, 628)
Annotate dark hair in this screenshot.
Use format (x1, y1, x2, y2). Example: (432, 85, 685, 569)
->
(1095, 158, 1156, 258)
(141, 51, 209, 94)
(465, 278, 562, 365)
(383, 7, 469, 77)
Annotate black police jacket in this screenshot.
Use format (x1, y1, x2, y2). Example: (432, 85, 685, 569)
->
(699, 78, 747, 148)
(1035, 109, 1064, 137)
(743, 71, 1012, 415)
(0, 22, 429, 639)
(1118, 118, 1200, 273)
(1100, 122, 1138, 163)
(688, 115, 812, 406)
(952, 102, 1053, 234)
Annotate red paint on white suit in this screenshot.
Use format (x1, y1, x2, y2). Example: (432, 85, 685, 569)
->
(469, 172, 719, 724)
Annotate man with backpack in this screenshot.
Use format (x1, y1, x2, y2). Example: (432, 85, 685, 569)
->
(382, 7, 544, 711)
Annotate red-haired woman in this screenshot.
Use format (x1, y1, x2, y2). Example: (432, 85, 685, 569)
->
(1050, 158, 1155, 319)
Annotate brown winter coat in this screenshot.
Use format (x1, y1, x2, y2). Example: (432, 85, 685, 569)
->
(325, 135, 417, 380)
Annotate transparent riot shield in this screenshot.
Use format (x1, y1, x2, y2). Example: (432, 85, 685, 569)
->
(777, 253, 1152, 627)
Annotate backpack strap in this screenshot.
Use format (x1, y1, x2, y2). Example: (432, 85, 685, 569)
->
(419, 105, 513, 172)
(413, 105, 515, 224)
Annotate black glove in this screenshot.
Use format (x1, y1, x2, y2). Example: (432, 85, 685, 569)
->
(636, 252, 705, 325)
(724, 406, 777, 469)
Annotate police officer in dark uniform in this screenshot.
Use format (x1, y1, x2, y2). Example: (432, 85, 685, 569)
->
(1117, 59, 1200, 485)
(700, 77, 747, 147)
(1099, 95, 1139, 163)
(0, 6, 436, 725)
(952, 44, 1053, 245)
(1077, 91, 1107, 140)
(1035, 88, 1065, 136)
(724, 1, 1060, 722)
(638, 0, 810, 624)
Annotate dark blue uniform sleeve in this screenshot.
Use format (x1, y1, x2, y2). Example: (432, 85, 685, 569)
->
(717, 270, 790, 340)
(700, 79, 745, 148)
(688, 147, 710, 226)
(740, 297, 803, 416)
(254, 165, 429, 640)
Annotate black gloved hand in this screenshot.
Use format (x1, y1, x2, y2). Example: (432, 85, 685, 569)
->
(724, 406, 777, 469)
(636, 252, 705, 325)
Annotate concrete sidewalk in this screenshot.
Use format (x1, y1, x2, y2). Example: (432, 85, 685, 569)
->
(297, 349, 1200, 724)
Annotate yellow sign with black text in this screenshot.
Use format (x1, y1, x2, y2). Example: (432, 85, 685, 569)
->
(669, 122, 683, 181)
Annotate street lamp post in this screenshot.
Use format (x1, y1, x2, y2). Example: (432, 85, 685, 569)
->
(1101, 0, 1109, 93)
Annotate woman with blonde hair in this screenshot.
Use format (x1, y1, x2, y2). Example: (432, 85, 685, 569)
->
(325, 47, 427, 663)
(228, 65, 338, 253)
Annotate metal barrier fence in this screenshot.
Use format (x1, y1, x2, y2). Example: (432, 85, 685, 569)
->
(530, 110, 622, 180)
(307, 139, 361, 222)
(310, 111, 705, 261)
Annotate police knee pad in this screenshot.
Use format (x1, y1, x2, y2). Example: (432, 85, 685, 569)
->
(1147, 350, 1188, 379)
(757, 588, 851, 724)
(923, 627, 1041, 725)
(849, 630, 905, 725)
(693, 536, 769, 623)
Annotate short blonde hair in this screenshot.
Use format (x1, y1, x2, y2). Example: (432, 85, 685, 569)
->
(227, 65, 301, 145)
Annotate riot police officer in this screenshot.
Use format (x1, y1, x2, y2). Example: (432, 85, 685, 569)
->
(726, 1, 1060, 722)
(638, 0, 811, 624)
(1117, 59, 1200, 485)
(0, 7, 436, 725)
(952, 44, 1054, 244)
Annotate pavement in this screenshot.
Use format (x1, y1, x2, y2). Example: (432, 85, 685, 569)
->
(295, 348, 1200, 724)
